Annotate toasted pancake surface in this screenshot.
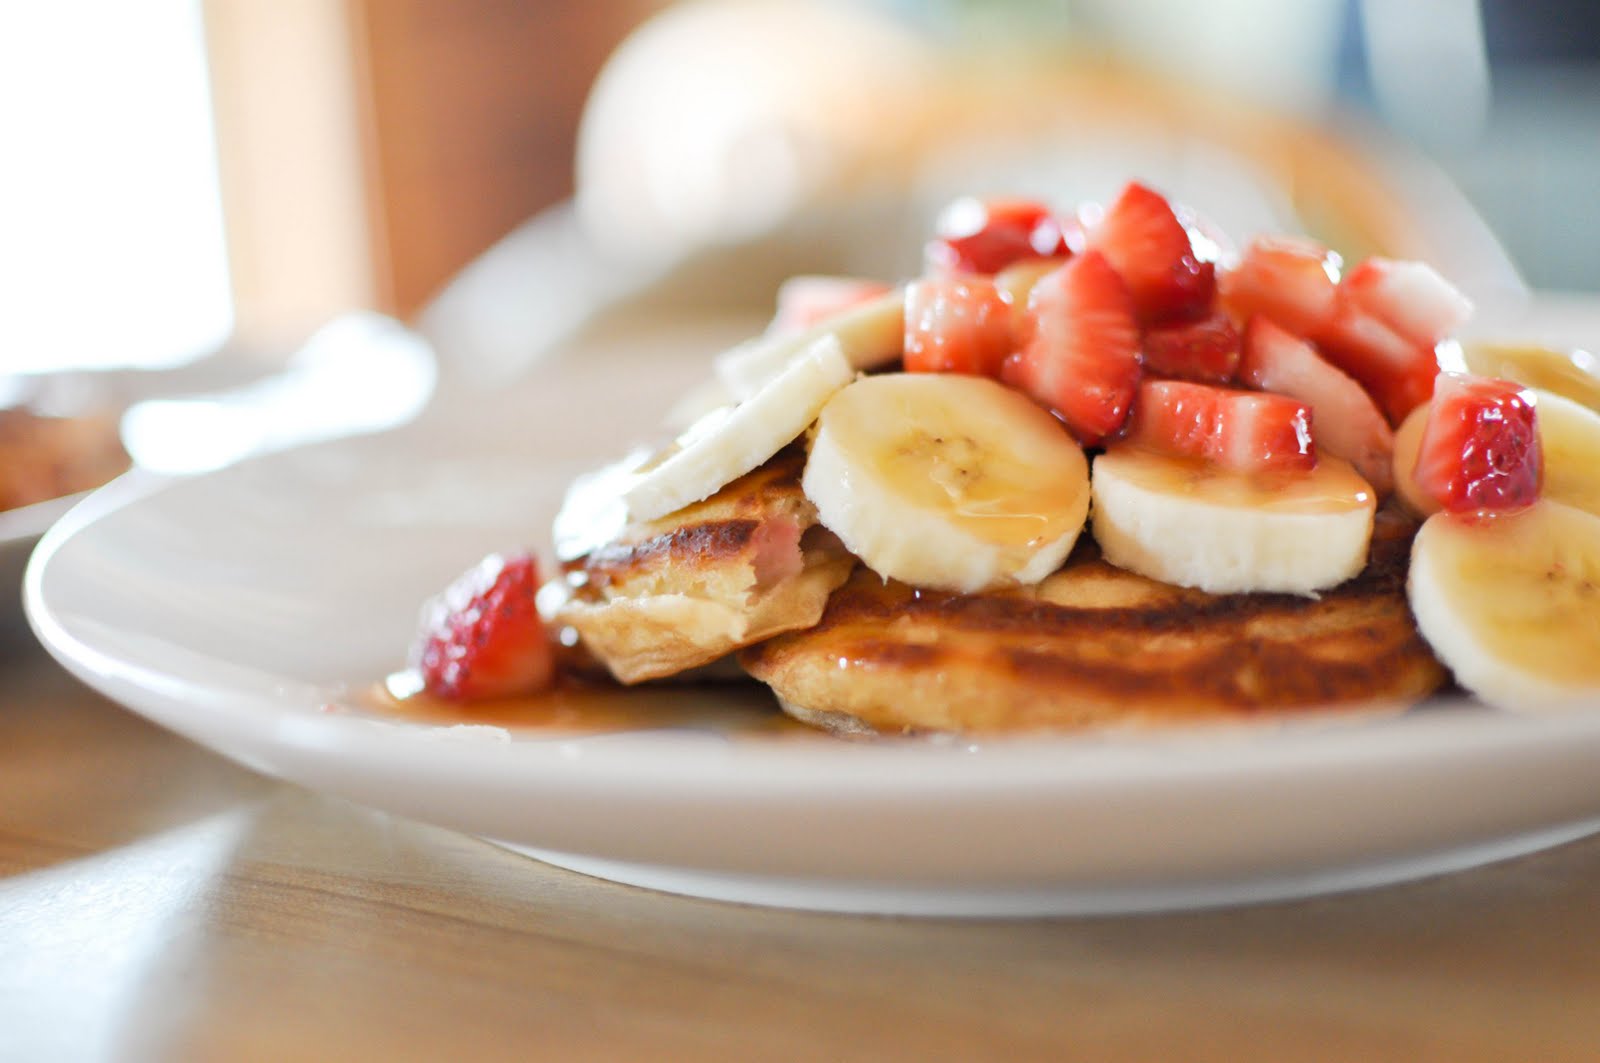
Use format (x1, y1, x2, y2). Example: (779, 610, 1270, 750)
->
(741, 517, 1446, 733)
(555, 450, 854, 684)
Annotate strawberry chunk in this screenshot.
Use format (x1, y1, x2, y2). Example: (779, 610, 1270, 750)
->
(1340, 258, 1473, 349)
(770, 276, 892, 334)
(1002, 251, 1141, 444)
(904, 277, 1014, 377)
(925, 197, 1076, 275)
(1412, 373, 1542, 513)
(1091, 182, 1214, 324)
(1240, 318, 1394, 493)
(1142, 312, 1240, 384)
(1124, 379, 1316, 473)
(1218, 236, 1341, 336)
(1313, 301, 1441, 425)
(414, 553, 555, 701)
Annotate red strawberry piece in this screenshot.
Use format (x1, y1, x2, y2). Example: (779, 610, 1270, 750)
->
(1124, 379, 1316, 473)
(1090, 182, 1214, 324)
(1240, 317, 1394, 493)
(414, 553, 555, 701)
(1176, 204, 1235, 267)
(770, 276, 892, 334)
(925, 197, 1076, 275)
(1002, 251, 1141, 444)
(1217, 235, 1342, 336)
(904, 276, 1015, 377)
(1142, 312, 1241, 384)
(1313, 300, 1441, 425)
(1412, 373, 1542, 513)
(1340, 257, 1473, 348)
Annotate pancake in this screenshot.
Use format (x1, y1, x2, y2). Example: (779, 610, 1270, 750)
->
(740, 514, 1447, 733)
(553, 450, 855, 684)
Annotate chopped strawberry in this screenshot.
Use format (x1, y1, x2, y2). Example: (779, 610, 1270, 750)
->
(1090, 182, 1214, 324)
(904, 277, 1014, 377)
(1240, 318, 1394, 493)
(1142, 312, 1240, 384)
(1176, 204, 1235, 267)
(413, 553, 555, 701)
(1002, 251, 1141, 444)
(1217, 236, 1341, 336)
(1313, 301, 1441, 425)
(770, 276, 892, 334)
(925, 197, 1076, 275)
(1340, 258, 1473, 349)
(1124, 379, 1316, 473)
(1412, 373, 1541, 513)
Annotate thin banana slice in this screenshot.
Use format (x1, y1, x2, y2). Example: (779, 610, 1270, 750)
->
(1463, 342, 1600, 414)
(1408, 500, 1600, 711)
(1393, 388, 1600, 520)
(1092, 447, 1376, 595)
(803, 373, 1090, 592)
(714, 289, 905, 400)
(624, 336, 853, 522)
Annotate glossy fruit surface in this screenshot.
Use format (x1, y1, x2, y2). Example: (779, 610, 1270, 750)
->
(1091, 182, 1214, 324)
(926, 197, 1074, 275)
(1412, 373, 1542, 513)
(1003, 251, 1142, 444)
(1123, 379, 1316, 473)
(904, 277, 1014, 377)
(1142, 312, 1240, 384)
(1218, 236, 1340, 337)
(415, 554, 555, 701)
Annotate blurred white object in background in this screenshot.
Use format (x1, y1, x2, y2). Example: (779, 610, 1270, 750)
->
(572, 0, 1521, 306)
(1090, 0, 1347, 114)
(122, 314, 435, 475)
(0, 0, 231, 373)
(577, 0, 933, 261)
(1360, 0, 1492, 148)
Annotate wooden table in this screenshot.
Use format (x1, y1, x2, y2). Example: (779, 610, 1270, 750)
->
(4, 633, 1599, 1062)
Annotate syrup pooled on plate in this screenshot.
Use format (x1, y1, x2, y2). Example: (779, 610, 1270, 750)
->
(370, 670, 815, 737)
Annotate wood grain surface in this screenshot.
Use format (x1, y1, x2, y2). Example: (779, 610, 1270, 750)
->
(3, 636, 1599, 1062)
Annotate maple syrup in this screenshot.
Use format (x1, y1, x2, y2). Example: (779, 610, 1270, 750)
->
(849, 382, 1089, 549)
(1100, 446, 1374, 515)
(367, 670, 816, 737)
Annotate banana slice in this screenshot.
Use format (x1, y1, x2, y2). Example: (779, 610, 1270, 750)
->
(715, 289, 904, 399)
(993, 257, 1062, 324)
(1390, 402, 1435, 517)
(1091, 447, 1376, 595)
(624, 335, 853, 522)
(1393, 388, 1600, 519)
(1408, 500, 1600, 711)
(803, 373, 1090, 592)
(1463, 342, 1600, 413)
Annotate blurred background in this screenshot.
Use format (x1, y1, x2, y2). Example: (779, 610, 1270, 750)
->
(2, 0, 1596, 386)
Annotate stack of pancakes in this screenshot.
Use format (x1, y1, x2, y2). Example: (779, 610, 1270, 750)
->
(552, 453, 1447, 734)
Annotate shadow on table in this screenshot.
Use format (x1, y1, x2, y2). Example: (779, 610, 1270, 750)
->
(0, 647, 276, 881)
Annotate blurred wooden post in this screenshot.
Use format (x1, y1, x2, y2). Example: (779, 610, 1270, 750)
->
(203, 0, 657, 345)
(203, 0, 374, 352)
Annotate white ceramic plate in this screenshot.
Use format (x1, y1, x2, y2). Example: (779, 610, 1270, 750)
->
(25, 333, 1600, 916)
(1, 491, 91, 642)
